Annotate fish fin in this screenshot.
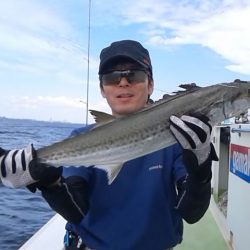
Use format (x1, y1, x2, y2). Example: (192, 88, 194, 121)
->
(152, 84, 201, 104)
(89, 110, 115, 124)
(173, 83, 201, 93)
(95, 164, 123, 184)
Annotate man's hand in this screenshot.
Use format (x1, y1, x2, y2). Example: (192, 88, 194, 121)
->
(0, 144, 62, 191)
(170, 113, 218, 180)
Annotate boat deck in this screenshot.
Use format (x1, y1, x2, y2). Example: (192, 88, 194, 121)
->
(19, 200, 231, 250)
(176, 206, 230, 250)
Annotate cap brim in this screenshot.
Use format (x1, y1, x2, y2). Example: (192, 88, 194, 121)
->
(99, 54, 149, 74)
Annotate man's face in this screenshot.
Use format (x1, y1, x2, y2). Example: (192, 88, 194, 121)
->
(100, 62, 153, 117)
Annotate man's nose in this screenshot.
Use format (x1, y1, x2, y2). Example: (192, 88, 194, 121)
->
(118, 77, 130, 86)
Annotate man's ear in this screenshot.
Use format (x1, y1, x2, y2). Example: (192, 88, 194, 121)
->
(148, 80, 154, 95)
(101, 87, 106, 98)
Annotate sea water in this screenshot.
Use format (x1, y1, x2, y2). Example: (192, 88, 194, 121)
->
(0, 117, 82, 250)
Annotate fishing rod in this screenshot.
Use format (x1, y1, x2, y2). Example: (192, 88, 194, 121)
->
(85, 0, 91, 125)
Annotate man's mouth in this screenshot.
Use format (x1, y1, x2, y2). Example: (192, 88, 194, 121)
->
(117, 93, 134, 98)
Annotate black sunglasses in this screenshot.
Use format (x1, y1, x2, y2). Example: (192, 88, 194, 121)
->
(101, 69, 149, 86)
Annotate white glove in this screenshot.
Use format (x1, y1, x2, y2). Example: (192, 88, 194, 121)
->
(0, 144, 36, 188)
(170, 114, 211, 165)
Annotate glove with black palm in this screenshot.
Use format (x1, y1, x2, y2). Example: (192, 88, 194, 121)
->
(170, 113, 218, 182)
(0, 144, 62, 192)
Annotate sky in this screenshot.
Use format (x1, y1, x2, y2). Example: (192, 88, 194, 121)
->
(0, 0, 250, 124)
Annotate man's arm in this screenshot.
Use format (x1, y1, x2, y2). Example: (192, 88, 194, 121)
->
(170, 113, 218, 223)
(0, 145, 89, 224)
(175, 158, 212, 223)
(40, 175, 89, 224)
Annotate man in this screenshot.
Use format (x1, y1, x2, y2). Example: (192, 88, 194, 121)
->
(0, 40, 217, 250)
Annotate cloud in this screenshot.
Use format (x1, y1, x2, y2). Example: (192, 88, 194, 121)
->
(95, 0, 250, 75)
(1, 0, 249, 122)
(0, 95, 110, 123)
(2, 0, 250, 77)
(3, 0, 249, 78)
(14, 95, 86, 109)
(147, 2, 250, 75)
(0, 0, 98, 82)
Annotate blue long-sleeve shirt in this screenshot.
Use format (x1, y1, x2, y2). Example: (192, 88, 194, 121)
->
(63, 125, 187, 249)
(42, 124, 211, 250)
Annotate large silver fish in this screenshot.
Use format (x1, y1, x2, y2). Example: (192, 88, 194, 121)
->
(37, 80, 250, 184)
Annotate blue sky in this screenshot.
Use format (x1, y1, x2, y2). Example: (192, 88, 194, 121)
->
(0, 0, 250, 123)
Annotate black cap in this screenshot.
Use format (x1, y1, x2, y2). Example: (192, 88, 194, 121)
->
(99, 40, 153, 77)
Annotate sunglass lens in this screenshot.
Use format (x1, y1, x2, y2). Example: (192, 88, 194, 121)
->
(128, 71, 147, 83)
(102, 72, 121, 85)
(102, 70, 148, 86)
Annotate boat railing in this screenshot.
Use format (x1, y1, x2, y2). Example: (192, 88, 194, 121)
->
(231, 126, 250, 133)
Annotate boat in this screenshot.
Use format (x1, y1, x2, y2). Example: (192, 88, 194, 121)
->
(19, 214, 66, 250)
(210, 122, 250, 250)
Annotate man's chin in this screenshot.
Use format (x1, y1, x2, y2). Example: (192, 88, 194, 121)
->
(113, 107, 141, 117)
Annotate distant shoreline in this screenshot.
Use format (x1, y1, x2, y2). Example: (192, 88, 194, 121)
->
(0, 116, 83, 126)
